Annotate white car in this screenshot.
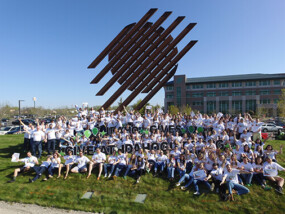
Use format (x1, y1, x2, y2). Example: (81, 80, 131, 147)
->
(262, 123, 284, 133)
(0, 126, 15, 135)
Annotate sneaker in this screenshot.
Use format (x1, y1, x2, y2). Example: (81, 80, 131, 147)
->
(7, 179, 15, 183)
(176, 183, 180, 187)
(193, 191, 200, 195)
(108, 174, 111, 178)
(29, 178, 34, 183)
(275, 187, 284, 195)
(264, 185, 272, 191)
(181, 186, 186, 190)
(48, 175, 53, 178)
(104, 174, 107, 178)
(211, 183, 215, 192)
(43, 178, 48, 181)
(246, 184, 252, 187)
(136, 179, 140, 184)
(123, 176, 127, 180)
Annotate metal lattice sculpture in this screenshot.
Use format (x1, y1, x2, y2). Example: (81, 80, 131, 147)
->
(88, 8, 197, 111)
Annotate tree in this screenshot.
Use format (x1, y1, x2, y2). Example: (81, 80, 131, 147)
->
(132, 99, 150, 115)
(181, 105, 192, 115)
(277, 89, 285, 117)
(168, 105, 179, 115)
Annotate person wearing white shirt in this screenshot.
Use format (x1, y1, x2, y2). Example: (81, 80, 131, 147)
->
(29, 126, 45, 158)
(87, 148, 106, 180)
(263, 156, 285, 194)
(47, 153, 61, 179)
(154, 150, 167, 175)
(71, 150, 90, 173)
(113, 150, 128, 178)
(192, 163, 212, 195)
(104, 150, 117, 178)
(29, 156, 51, 183)
(8, 151, 38, 183)
(58, 150, 77, 179)
(220, 164, 250, 201)
(208, 163, 224, 193)
(19, 118, 33, 152)
(45, 124, 56, 155)
(251, 119, 263, 141)
(238, 157, 254, 185)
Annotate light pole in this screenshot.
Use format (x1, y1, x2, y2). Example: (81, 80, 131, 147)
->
(33, 97, 36, 109)
(18, 100, 25, 132)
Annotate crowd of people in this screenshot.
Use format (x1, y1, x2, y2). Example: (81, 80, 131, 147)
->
(8, 105, 285, 201)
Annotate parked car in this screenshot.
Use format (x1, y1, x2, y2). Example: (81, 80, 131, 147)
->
(1, 118, 9, 127)
(262, 123, 284, 134)
(12, 119, 36, 126)
(0, 126, 15, 135)
(5, 126, 24, 135)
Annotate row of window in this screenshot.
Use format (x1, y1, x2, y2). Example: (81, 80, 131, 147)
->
(189, 89, 281, 97)
(186, 99, 278, 107)
(166, 80, 284, 90)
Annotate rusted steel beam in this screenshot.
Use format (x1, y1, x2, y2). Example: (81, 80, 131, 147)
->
(128, 23, 196, 90)
(134, 65, 178, 111)
(115, 40, 197, 112)
(90, 9, 157, 83)
(110, 12, 172, 74)
(88, 23, 135, 69)
(96, 27, 164, 96)
(143, 40, 197, 93)
(117, 16, 185, 84)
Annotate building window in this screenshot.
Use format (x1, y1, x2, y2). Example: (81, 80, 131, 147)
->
(220, 91, 229, 96)
(207, 92, 216, 97)
(260, 90, 270, 95)
(192, 92, 204, 97)
(245, 91, 256, 95)
(274, 99, 279, 104)
(219, 101, 229, 113)
(232, 82, 242, 87)
(192, 84, 204, 89)
(176, 87, 181, 107)
(176, 77, 183, 84)
(166, 94, 173, 99)
(186, 85, 191, 89)
(246, 100, 256, 113)
(245, 81, 256, 87)
(232, 91, 242, 96)
(273, 89, 281, 95)
(207, 101, 216, 113)
(207, 83, 216, 88)
(259, 80, 270, 86)
(219, 83, 228, 88)
(232, 100, 242, 113)
(192, 101, 203, 106)
(260, 99, 271, 104)
(186, 93, 191, 98)
(166, 86, 173, 90)
(274, 80, 280, 85)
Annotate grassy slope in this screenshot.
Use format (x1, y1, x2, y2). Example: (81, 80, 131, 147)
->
(0, 135, 284, 214)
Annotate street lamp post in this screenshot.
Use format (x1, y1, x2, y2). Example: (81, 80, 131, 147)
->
(33, 97, 36, 109)
(18, 100, 25, 132)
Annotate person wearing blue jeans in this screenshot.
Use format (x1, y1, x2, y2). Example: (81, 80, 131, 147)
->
(29, 126, 45, 159)
(124, 154, 136, 179)
(29, 157, 51, 183)
(154, 150, 167, 176)
(176, 172, 194, 189)
(220, 164, 250, 201)
(239, 157, 254, 186)
(191, 163, 212, 195)
(33, 141, 42, 158)
(104, 150, 117, 178)
(113, 149, 127, 178)
(167, 154, 176, 180)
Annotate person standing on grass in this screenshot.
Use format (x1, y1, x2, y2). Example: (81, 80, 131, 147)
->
(27, 125, 45, 158)
(220, 164, 250, 201)
(263, 156, 285, 194)
(19, 118, 33, 152)
(45, 124, 56, 155)
(29, 156, 51, 183)
(71, 150, 90, 174)
(87, 148, 106, 180)
(8, 151, 38, 183)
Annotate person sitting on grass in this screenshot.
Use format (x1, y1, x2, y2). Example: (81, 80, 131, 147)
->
(263, 156, 285, 194)
(154, 150, 167, 176)
(44, 152, 61, 180)
(123, 153, 136, 180)
(220, 164, 250, 201)
(58, 150, 77, 179)
(70, 150, 90, 174)
(87, 147, 106, 180)
(192, 163, 214, 196)
(8, 151, 38, 183)
(263, 144, 283, 162)
(238, 157, 254, 186)
(135, 156, 145, 184)
(252, 156, 269, 189)
(113, 149, 128, 179)
(167, 154, 176, 181)
(104, 150, 117, 178)
(29, 156, 51, 183)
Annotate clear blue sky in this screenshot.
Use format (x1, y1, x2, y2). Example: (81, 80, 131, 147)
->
(0, 0, 284, 109)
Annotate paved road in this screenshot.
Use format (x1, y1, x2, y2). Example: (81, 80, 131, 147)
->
(0, 201, 99, 214)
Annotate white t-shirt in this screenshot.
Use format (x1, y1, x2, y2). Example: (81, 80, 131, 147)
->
(224, 168, 240, 184)
(64, 155, 76, 165)
(32, 130, 45, 142)
(210, 168, 223, 181)
(92, 152, 106, 163)
(117, 154, 127, 165)
(238, 162, 253, 172)
(156, 154, 167, 163)
(193, 169, 207, 180)
(75, 156, 90, 168)
(20, 156, 38, 168)
(51, 157, 61, 168)
(46, 128, 56, 140)
(41, 160, 51, 168)
(263, 162, 284, 177)
(107, 155, 117, 164)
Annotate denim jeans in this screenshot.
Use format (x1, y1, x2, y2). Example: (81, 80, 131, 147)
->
(177, 168, 186, 178)
(240, 173, 253, 184)
(48, 167, 58, 176)
(114, 163, 126, 176)
(124, 165, 132, 176)
(227, 181, 250, 195)
(186, 162, 193, 173)
(167, 166, 175, 178)
(193, 179, 211, 192)
(32, 166, 48, 181)
(47, 139, 56, 154)
(253, 173, 265, 185)
(32, 141, 42, 158)
(23, 138, 30, 152)
(104, 163, 116, 176)
(178, 173, 191, 184)
(154, 162, 165, 173)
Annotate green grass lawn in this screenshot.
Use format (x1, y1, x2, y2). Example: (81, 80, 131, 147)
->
(0, 135, 284, 214)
